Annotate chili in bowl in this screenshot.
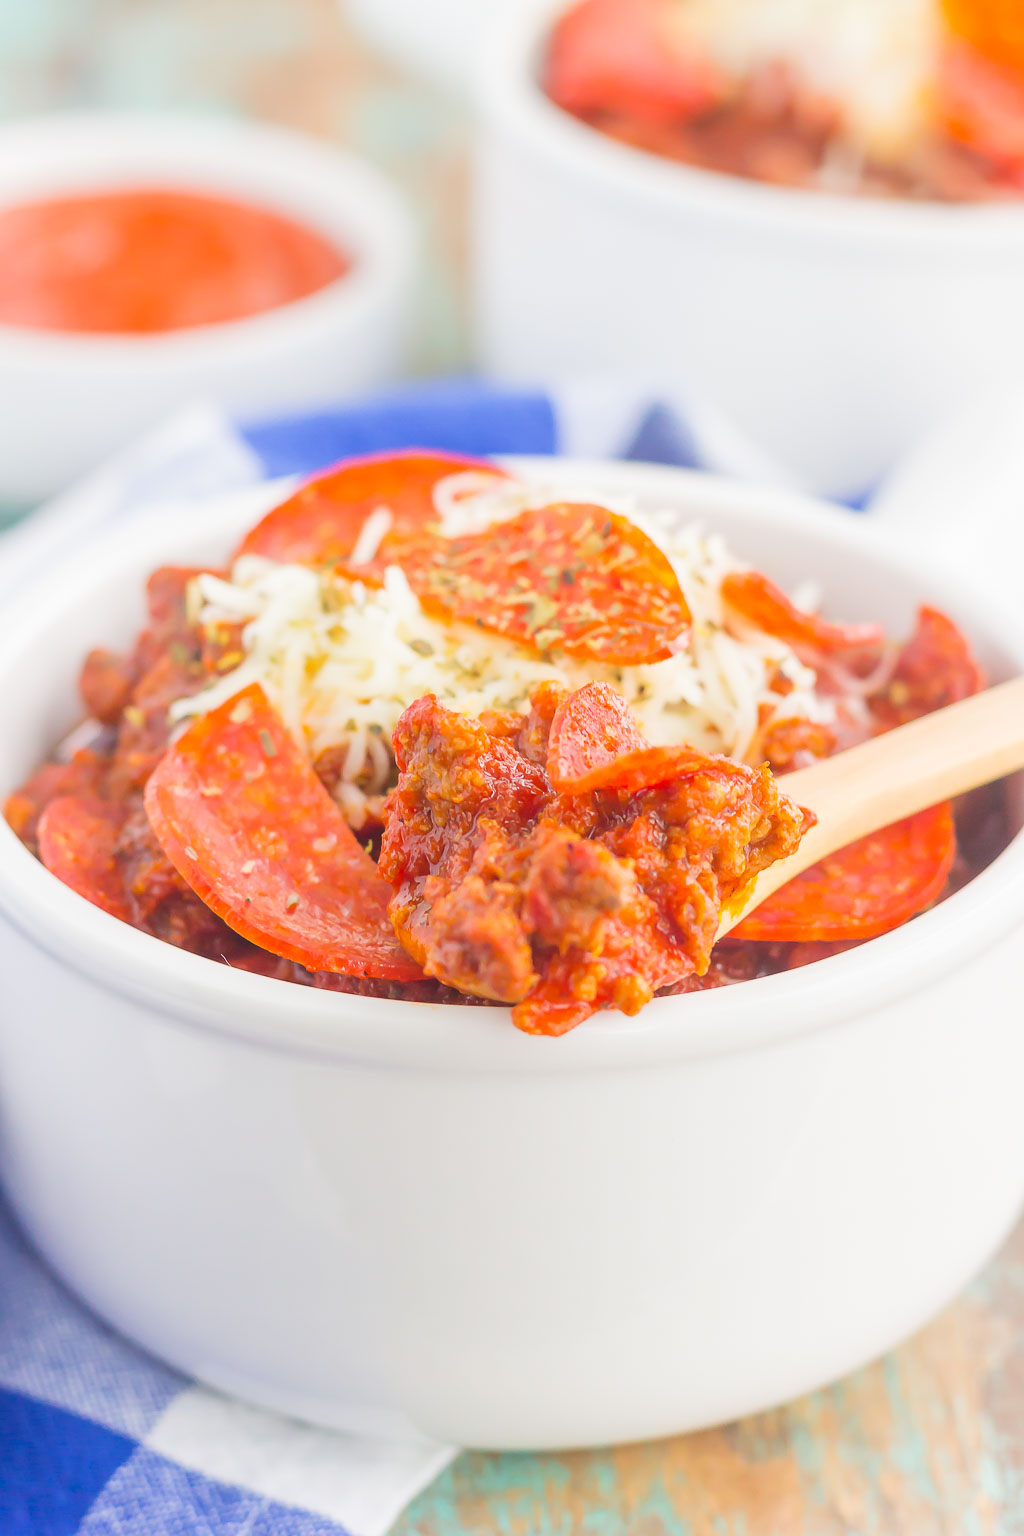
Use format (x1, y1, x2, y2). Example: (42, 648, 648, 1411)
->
(5, 451, 1009, 1034)
(475, 4, 1024, 498)
(545, 0, 1024, 203)
(0, 457, 1021, 1447)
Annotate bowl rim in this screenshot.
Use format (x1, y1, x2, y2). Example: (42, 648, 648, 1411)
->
(478, 0, 1024, 245)
(0, 456, 1022, 1074)
(0, 112, 415, 363)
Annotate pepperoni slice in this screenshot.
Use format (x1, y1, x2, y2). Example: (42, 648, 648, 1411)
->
(243, 471, 690, 665)
(146, 566, 210, 635)
(545, 0, 720, 126)
(144, 683, 421, 980)
(394, 504, 691, 666)
(940, 38, 1024, 167)
(722, 570, 885, 655)
(547, 682, 648, 791)
(545, 680, 783, 797)
(588, 745, 765, 795)
(942, 0, 1024, 78)
(4, 748, 108, 851)
(733, 803, 957, 943)
(236, 450, 507, 567)
(37, 796, 131, 922)
(872, 605, 985, 727)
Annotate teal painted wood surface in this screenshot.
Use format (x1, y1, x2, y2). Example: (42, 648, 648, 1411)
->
(4, 3, 1024, 1531)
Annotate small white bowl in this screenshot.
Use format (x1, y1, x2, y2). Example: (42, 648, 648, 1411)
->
(0, 114, 416, 507)
(474, 2, 1024, 498)
(0, 458, 1022, 1449)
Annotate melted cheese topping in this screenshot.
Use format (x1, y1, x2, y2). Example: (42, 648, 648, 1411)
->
(664, 0, 941, 157)
(170, 477, 834, 827)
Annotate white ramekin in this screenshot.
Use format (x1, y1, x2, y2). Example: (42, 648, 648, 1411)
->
(0, 114, 416, 507)
(474, 2, 1024, 499)
(0, 459, 1021, 1450)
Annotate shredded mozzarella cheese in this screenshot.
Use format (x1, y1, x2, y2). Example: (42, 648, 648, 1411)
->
(348, 506, 392, 566)
(665, 0, 939, 159)
(170, 477, 834, 827)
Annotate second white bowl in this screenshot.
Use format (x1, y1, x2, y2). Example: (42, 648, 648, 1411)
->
(474, 1, 1024, 499)
(0, 114, 416, 506)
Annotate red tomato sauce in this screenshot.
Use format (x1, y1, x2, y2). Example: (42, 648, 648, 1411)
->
(0, 189, 350, 334)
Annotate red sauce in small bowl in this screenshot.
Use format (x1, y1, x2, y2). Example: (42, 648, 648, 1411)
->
(0, 189, 351, 335)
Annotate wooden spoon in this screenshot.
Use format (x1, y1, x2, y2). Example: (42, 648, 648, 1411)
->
(720, 676, 1024, 938)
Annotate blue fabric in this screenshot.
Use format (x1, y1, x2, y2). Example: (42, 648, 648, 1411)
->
(622, 403, 702, 470)
(242, 379, 558, 479)
(0, 1389, 135, 1536)
(0, 1190, 406, 1535)
(0, 1197, 184, 1441)
(77, 1452, 348, 1536)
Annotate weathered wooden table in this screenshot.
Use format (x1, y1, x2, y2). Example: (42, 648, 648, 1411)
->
(3, 3, 1023, 1530)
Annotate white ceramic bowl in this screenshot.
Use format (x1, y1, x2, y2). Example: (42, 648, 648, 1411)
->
(0, 115, 415, 507)
(474, 2, 1024, 499)
(0, 459, 1022, 1450)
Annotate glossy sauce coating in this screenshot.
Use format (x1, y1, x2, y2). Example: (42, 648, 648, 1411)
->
(380, 687, 810, 1034)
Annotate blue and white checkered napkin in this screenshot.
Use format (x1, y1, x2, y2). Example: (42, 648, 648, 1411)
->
(0, 1193, 455, 1536)
(1, 375, 1015, 1535)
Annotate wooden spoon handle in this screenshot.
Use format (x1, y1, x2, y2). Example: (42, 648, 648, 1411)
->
(721, 676, 1024, 935)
